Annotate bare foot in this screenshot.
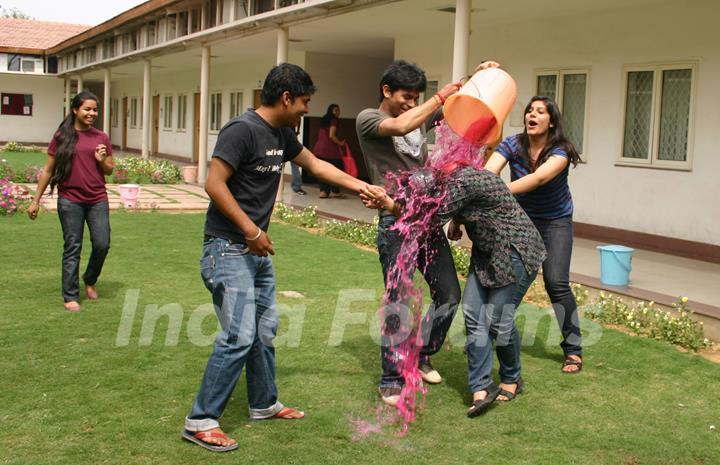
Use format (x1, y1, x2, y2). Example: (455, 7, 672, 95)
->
(85, 285, 98, 300)
(195, 428, 237, 448)
(64, 301, 81, 312)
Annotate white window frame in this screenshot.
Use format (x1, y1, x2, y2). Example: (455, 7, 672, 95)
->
(229, 91, 243, 119)
(210, 92, 222, 132)
(534, 67, 591, 160)
(163, 95, 173, 130)
(177, 94, 187, 131)
(618, 62, 696, 171)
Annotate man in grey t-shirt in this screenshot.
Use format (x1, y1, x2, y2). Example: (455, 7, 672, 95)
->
(355, 60, 465, 407)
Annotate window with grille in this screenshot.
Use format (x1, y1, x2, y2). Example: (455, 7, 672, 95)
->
(210, 93, 222, 131)
(229, 92, 243, 119)
(111, 99, 119, 127)
(163, 95, 173, 129)
(130, 98, 138, 128)
(177, 95, 187, 130)
(166, 14, 177, 40)
(535, 69, 589, 157)
(620, 64, 694, 169)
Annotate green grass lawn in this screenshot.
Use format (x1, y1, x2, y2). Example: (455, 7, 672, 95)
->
(1, 151, 47, 170)
(1, 213, 719, 465)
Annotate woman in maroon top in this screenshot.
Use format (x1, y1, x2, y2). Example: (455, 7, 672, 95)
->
(312, 104, 346, 198)
(28, 91, 115, 312)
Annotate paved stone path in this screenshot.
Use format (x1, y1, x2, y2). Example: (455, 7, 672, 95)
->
(23, 183, 210, 212)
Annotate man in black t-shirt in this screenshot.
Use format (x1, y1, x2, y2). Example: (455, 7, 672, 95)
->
(183, 63, 374, 453)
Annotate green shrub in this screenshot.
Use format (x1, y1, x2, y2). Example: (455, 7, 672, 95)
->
(324, 217, 378, 248)
(15, 165, 43, 183)
(450, 243, 470, 277)
(273, 203, 319, 228)
(106, 156, 181, 184)
(0, 159, 15, 181)
(583, 291, 711, 351)
(2, 141, 37, 153)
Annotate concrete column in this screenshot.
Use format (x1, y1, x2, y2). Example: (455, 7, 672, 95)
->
(103, 68, 111, 133)
(276, 26, 289, 201)
(142, 59, 151, 159)
(276, 27, 288, 64)
(452, 0, 471, 82)
(198, 45, 211, 184)
(77, 74, 84, 93)
(65, 78, 71, 115)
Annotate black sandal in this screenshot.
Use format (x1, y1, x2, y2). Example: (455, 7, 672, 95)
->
(467, 383, 500, 418)
(562, 356, 583, 374)
(497, 377, 524, 401)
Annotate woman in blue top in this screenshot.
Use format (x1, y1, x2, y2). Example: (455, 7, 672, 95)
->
(485, 96, 584, 374)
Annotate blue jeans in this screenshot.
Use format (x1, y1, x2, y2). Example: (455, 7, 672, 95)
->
(463, 251, 537, 393)
(532, 216, 582, 356)
(377, 214, 461, 388)
(290, 162, 303, 192)
(57, 197, 110, 302)
(185, 238, 283, 432)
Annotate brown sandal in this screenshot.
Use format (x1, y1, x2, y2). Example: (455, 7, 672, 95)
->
(562, 355, 583, 374)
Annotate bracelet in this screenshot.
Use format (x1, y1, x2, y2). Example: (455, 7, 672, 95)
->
(434, 92, 446, 105)
(246, 227, 263, 241)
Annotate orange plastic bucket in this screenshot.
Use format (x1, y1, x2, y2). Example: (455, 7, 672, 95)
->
(444, 67, 517, 146)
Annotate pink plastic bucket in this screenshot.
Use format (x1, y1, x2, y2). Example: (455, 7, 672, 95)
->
(443, 67, 517, 146)
(118, 184, 140, 208)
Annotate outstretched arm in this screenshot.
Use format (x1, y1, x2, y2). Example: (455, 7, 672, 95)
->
(376, 82, 461, 136)
(507, 155, 568, 194)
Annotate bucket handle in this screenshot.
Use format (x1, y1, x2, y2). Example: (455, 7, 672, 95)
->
(611, 250, 632, 274)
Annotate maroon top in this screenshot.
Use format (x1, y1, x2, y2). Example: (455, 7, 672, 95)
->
(312, 119, 342, 160)
(48, 127, 111, 204)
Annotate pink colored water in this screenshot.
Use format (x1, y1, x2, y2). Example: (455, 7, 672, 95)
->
(378, 122, 488, 434)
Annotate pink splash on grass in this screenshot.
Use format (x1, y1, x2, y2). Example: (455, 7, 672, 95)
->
(380, 122, 488, 434)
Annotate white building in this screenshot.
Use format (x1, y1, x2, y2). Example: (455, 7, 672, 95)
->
(2, 0, 719, 261)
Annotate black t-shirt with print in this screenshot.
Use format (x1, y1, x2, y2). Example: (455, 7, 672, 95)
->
(204, 110, 303, 243)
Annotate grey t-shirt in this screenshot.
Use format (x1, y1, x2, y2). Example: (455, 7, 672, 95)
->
(204, 110, 303, 243)
(355, 108, 440, 187)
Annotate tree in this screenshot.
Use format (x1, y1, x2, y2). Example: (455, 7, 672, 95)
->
(0, 6, 33, 19)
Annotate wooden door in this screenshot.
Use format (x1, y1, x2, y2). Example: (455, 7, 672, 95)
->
(122, 97, 128, 149)
(152, 95, 160, 154)
(193, 93, 201, 163)
(253, 89, 262, 109)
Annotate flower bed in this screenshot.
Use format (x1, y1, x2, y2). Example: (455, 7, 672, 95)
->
(106, 156, 182, 184)
(0, 178, 32, 216)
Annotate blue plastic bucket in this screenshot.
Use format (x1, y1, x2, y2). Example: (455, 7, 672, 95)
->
(597, 245, 634, 286)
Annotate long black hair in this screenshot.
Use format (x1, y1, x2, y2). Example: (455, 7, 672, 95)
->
(50, 91, 98, 193)
(517, 96, 580, 171)
(320, 103, 339, 128)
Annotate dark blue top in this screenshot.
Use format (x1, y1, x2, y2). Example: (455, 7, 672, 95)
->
(495, 134, 573, 220)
